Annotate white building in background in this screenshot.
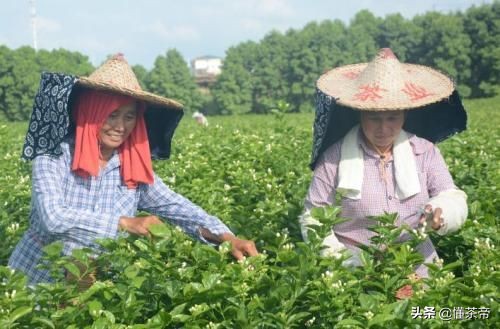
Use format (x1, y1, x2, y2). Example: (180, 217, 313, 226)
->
(191, 56, 223, 87)
(191, 56, 222, 75)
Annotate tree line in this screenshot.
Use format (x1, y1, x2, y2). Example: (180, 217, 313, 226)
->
(0, 2, 498, 120)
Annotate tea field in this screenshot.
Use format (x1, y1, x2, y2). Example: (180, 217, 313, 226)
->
(0, 97, 498, 328)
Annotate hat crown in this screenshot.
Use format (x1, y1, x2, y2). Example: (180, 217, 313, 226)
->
(356, 48, 402, 88)
(87, 53, 142, 91)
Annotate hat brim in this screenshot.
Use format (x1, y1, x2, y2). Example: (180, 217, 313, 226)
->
(77, 77, 183, 110)
(309, 89, 467, 170)
(317, 63, 455, 110)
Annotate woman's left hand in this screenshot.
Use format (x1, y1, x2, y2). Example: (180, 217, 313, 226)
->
(419, 205, 444, 231)
(200, 229, 259, 260)
(226, 235, 259, 260)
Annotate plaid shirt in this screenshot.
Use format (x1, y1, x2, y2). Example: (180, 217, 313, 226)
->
(305, 132, 456, 277)
(9, 140, 231, 284)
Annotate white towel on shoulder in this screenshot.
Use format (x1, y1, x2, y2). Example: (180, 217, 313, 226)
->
(337, 125, 421, 200)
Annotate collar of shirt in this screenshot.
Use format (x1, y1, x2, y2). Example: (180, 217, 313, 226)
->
(101, 150, 121, 174)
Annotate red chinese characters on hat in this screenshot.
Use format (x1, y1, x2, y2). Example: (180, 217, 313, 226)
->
(402, 82, 435, 101)
(354, 84, 387, 101)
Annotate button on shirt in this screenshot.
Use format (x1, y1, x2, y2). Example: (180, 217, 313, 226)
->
(9, 141, 231, 284)
(305, 133, 456, 277)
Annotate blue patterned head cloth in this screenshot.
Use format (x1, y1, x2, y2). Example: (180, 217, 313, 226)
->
(22, 72, 183, 161)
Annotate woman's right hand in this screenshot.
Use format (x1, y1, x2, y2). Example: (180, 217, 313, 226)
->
(419, 204, 444, 231)
(118, 215, 163, 237)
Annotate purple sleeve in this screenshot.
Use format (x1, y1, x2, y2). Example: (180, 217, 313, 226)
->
(425, 145, 457, 197)
(305, 143, 341, 209)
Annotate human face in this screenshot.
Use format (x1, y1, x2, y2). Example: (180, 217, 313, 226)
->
(99, 102, 138, 155)
(360, 111, 405, 151)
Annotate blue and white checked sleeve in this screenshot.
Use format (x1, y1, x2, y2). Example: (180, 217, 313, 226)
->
(138, 173, 232, 241)
(32, 155, 121, 245)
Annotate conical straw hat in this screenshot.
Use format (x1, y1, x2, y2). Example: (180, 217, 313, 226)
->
(317, 48, 454, 110)
(78, 53, 183, 110)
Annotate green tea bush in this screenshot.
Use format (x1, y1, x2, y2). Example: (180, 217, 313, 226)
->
(0, 97, 498, 328)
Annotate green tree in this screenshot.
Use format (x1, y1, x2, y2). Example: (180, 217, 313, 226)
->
(343, 10, 382, 63)
(0, 46, 93, 121)
(286, 20, 349, 112)
(208, 4, 497, 114)
(36, 48, 93, 76)
(412, 12, 472, 97)
(463, 1, 500, 97)
(251, 30, 290, 113)
(0, 46, 39, 121)
(377, 13, 423, 62)
(212, 41, 258, 115)
(310, 19, 348, 72)
(285, 25, 318, 113)
(0, 45, 14, 121)
(132, 64, 148, 90)
(145, 49, 202, 113)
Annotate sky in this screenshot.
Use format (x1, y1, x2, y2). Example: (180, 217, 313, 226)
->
(1, 0, 493, 69)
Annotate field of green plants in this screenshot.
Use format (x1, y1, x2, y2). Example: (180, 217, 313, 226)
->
(0, 97, 498, 328)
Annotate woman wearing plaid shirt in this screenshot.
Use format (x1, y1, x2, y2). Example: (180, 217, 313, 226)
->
(9, 54, 257, 285)
(300, 49, 468, 296)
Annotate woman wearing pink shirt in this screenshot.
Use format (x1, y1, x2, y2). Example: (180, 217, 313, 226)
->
(300, 49, 468, 284)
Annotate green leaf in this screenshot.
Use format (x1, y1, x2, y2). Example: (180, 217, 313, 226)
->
(170, 303, 187, 316)
(165, 280, 182, 299)
(368, 313, 396, 327)
(132, 276, 146, 289)
(442, 260, 463, 271)
(9, 306, 32, 322)
(286, 311, 310, 325)
(42, 242, 63, 257)
(102, 310, 116, 324)
(31, 317, 56, 329)
(183, 282, 204, 295)
(202, 273, 221, 289)
(133, 239, 149, 251)
(88, 300, 103, 314)
(385, 275, 401, 290)
(149, 310, 172, 326)
(71, 248, 90, 262)
(124, 265, 139, 279)
(64, 262, 81, 278)
(171, 314, 190, 322)
(358, 293, 379, 309)
(336, 318, 365, 327)
(125, 291, 137, 308)
(382, 300, 409, 319)
(93, 317, 110, 329)
(148, 223, 171, 238)
(78, 281, 108, 303)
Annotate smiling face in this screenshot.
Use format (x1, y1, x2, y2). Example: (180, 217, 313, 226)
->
(360, 111, 405, 151)
(99, 102, 138, 156)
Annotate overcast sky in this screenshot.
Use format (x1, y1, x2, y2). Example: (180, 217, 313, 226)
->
(1, 0, 492, 68)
